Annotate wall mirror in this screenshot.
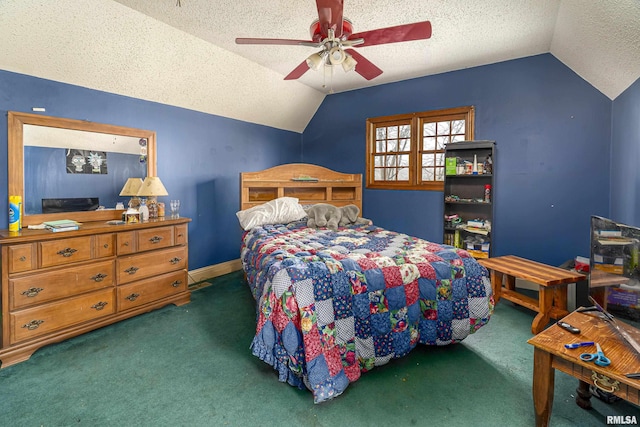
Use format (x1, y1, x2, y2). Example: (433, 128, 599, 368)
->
(8, 111, 156, 226)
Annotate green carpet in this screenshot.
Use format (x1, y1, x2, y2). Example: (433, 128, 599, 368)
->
(1, 271, 638, 426)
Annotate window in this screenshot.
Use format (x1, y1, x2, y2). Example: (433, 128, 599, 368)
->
(366, 106, 475, 190)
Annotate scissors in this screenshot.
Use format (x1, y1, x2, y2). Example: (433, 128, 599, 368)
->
(580, 343, 611, 367)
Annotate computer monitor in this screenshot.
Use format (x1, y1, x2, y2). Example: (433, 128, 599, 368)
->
(589, 215, 640, 327)
(42, 197, 99, 213)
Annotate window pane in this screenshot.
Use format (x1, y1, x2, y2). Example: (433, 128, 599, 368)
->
(388, 126, 398, 139)
(398, 167, 409, 180)
(374, 155, 385, 167)
(376, 140, 385, 153)
(386, 155, 397, 167)
(375, 168, 385, 180)
(376, 127, 387, 139)
(452, 120, 465, 134)
(423, 136, 436, 151)
(387, 139, 398, 152)
(438, 120, 451, 135)
(451, 134, 465, 143)
(422, 167, 434, 181)
(399, 154, 409, 166)
(386, 168, 397, 180)
(398, 138, 411, 152)
(399, 125, 411, 138)
(437, 135, 450, 150)
(435, 167, 445, 181)
(422, 153, 434, 167)
(423, 122, 436, 136)
(435, 153, 444, 164)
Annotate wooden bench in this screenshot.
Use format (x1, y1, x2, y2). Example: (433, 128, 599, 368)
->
(478, 255, 587, 334)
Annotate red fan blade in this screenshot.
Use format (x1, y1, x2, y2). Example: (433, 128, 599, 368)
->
(284, 61, 310, 80)
(316, 0, 344, 37)
(350, 21, 432, 47)
(344, 49, 383, 80)
(236, 38, 319, 47)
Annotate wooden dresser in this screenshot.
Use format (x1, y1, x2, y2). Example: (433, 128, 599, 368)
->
(0, 217, 191, 368)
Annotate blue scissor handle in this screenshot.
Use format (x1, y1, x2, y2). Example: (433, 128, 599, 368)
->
(580, 343, 611, 367)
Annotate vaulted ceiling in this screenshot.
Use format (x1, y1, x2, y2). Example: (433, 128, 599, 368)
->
(1, 0, 639, 133)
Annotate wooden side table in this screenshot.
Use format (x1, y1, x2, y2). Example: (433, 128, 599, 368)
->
(528, 310, 640, 427)
(478, 255, 587, 334)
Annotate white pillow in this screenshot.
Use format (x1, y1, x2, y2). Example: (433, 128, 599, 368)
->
(236, 197, 307, 231)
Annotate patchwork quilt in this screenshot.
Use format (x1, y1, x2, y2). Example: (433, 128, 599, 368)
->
(241, 220, 494, 403)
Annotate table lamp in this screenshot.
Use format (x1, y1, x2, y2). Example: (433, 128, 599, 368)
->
(136, 176, 168, 219)
(119, 178, 144, 208)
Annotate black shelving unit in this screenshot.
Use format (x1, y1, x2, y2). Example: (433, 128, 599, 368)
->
(443, 140, 495, 258)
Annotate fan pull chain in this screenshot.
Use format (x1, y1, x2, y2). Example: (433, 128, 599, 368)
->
(322, 65, 335, 94)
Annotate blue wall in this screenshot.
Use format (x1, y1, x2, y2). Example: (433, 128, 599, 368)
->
(611, 77, 640, 226)
(303, 54, 612, 266)
(0, 54, 628, 270)
(0, 70, 302, 270)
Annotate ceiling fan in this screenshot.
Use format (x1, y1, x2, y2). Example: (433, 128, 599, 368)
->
(235, 0, 432, 81)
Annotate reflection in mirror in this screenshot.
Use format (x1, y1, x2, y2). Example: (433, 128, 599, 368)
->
(8, 111, 156, 226)
(23, 125, 147, 214)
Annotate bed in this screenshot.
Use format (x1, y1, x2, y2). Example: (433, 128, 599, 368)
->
(238, 164, 494, 403)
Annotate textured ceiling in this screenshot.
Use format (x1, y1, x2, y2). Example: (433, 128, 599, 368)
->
(1, 0, 639, 133)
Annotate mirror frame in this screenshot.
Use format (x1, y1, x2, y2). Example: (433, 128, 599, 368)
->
(8, 111, 157, 226)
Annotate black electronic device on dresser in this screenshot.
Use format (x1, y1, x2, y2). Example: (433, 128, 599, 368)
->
(443, 140, 495, 259)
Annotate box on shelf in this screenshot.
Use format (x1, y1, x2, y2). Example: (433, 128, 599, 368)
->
(445, 157, 457, 175)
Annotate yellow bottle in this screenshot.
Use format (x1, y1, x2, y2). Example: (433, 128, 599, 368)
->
(9, 195, 22, 232)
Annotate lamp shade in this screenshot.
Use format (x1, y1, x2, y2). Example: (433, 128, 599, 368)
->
(342, 54, 357, 72)
(119, 178, 144, 196)
(306, 51, 327, 71)
(137, 176, 168, 197)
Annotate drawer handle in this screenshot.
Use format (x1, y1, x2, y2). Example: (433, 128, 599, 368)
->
(170, 257, 182, 264)
(22, 320, 44, 330)
(149, 236, 163, 243)
(57, 247, 78, 257)
(21, 287, 44, 297)
(171, 280, 182, 288)
(125, 293, 140, 301)
(591, 372, 619, 394)
(124, 242, 129, 246)
(103, 243, 109, 249)
(91, 301, 108, 311)
(91, 273, 108, 282)
(19, 255, 27, 262)
(177, 233, 184, 238)
(124, 266, 139, 275)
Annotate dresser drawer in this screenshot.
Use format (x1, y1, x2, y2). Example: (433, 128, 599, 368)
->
(8, 244, 35, 273)
(118, 270, 187, 311)
(137, 226, 174, 252)
(117, 231, 136, 255)
(40, 236, 93, 268)
(95, 233, 116, 258)
(175, 224, 188, 246)
(117, 246, 187, 284)
(10, 288, 115, 344)
(9, 260, 115, 310)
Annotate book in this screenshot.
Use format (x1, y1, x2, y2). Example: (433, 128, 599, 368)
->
(44, 219, 79, 228)
(46, 225, 79, 232)
(44, 219, 80, 232)
(291, 176, 319, 182)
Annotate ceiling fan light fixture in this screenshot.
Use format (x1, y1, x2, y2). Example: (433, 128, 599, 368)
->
(329, 46, 346, 65)
(306, 51, 327, 71)
(342, 53, 357, 73)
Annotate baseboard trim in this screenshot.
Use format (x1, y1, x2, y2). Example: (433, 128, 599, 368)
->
(188, 259, 243, 284)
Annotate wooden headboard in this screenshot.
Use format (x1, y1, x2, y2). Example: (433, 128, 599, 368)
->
(240, 163, 362, 212)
